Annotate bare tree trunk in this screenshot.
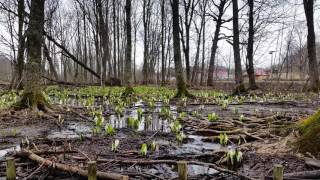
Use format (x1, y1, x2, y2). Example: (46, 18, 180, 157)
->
(112, 0, 117, 77)
(181, 0, 196, 83)
(133, 12, 138, 83)
(142, 0, 151, 83)
(13, 0, 25, 89)
(117, 4, 121, 79)
(232, 0, 245, 93)
(246, 0, 257, 90)
(161, 0, 166, 85)
(200, 0, 206, 86)
(172, 0, 190, 97)
(96, 0, 110, 85)
(191, 20, 203, 85)
(207, 0, 228, 86)
(16, 0, 47, 110)
(303, 0, 320, 92)
(43, 43, 59, 81)
(92, 5, 101, 82)
(82, 0, 88, 83)
(124, 0, 132, 86)
(75, 12, 81, 81)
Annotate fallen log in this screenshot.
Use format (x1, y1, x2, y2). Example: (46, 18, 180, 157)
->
(304, 157, 320, 168)
(195, 128, 263, 141)
(71, 156, 177, 165)
(15, 150, 77, 156)
(284, 170, 320, 179)
(195, 128, 243, 136)
(23, 149, 128, 180)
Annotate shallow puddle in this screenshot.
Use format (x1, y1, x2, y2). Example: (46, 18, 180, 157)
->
(47, 100, 178, 139)
(131, 163, 218, 179)
(0, 145, 20, 160)
(174, 135, 222, 154)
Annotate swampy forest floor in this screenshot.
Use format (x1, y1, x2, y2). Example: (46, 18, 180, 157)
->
(0, 84, 320, 179)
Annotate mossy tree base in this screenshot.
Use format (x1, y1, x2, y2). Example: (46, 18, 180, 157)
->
(296, 110, 320, 156)
(248, 84, 258, 91)
(13, 92, 49, 111)
(232, 84, 247, 96)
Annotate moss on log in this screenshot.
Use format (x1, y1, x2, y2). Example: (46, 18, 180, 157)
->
(296, 110, 320, 156)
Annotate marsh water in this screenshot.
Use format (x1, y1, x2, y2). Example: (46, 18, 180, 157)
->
(0, 96, 316, 179)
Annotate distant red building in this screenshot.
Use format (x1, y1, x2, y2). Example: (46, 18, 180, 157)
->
(244, 68, 270, 81)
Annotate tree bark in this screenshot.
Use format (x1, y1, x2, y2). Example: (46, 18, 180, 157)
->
(232, 0, 245, 93)
(246, 0, 257, 90)
(124, 0, 132, 85)
(207, 0, 227, 86)
(172, 0, 191, 97)
(96, 0, 110, 85)
(14, 0, 25, 89)
(112, 0, 117, 77)
(133, 10, 138, 83)
(191, 20, 203, 85)
(15, 0, 47, 111)
(82, 0, 88, 83)
(303, 0, 320, 92)
(142, 0, 151, 83)
(200, 0, 207, 86)
(43, 43, 59, 81)
(181, 0, 196, 83)
(161, 0, 166, 85)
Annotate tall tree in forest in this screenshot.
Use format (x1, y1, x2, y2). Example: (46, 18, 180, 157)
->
(172, 0, 191, 97)
(190, 19, 202, 85)
(96, 0, 110, 85)
(232, 0, 245, 93)
(246, 0, 257, 90)
(82, 0, 88, 82)
(296, 0, 320, 156)
(180, 0, 197, 83)
(13, 0, 25, 89)
(199, 0, 207, 86)
(161, 0, 166, 85)
(124, 0, 132, 86)
(142, 0, 152, 83)
(112, 0, 117, 77)
(296, 0, 320, 155)
(15, 0, 47, 110)
(303, 0, 320, 92)
(207, 0, 229, 86)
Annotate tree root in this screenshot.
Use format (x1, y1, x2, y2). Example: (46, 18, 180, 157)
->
(304, 157, 320, 168)
(22, 149, 129, 180)
(232, 83, 247, 96)
(12, 91, 50, 111)
(284, 169, 320, 179)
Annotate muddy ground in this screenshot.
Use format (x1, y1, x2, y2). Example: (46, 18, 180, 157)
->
(0, 85, 320, 179)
